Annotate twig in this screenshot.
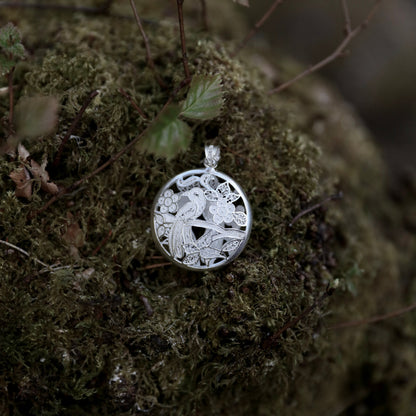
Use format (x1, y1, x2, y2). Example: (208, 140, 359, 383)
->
(53, 90, 99, 168)
(200, 0, 208, 31)
(0, 239, 51, 269)
(268, 0, 382, 94)
(289, 192, 343, 227)
(328, 302, 416, 330)
(91, 229, 113, 256)
(341, 0, 352, 34)
(138, 262, 172, 271)
(232, 0, 285, 57)
(176, 0, 191, 80)
(119, 88, 148, 120)
(6, 66, 15, 135)
(129, 0, 167, 89)
(262, 286, 335, 349)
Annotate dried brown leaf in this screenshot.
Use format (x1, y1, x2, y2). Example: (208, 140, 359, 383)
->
(10, 166, 32, 200)
(29, 158, 59, 195)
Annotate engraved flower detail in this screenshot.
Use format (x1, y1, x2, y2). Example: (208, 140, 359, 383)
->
(204, 182, 248, 226)
(158, 189, 179, 214)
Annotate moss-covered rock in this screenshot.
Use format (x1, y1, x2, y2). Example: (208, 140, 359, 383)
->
(0, 2, 415, 415)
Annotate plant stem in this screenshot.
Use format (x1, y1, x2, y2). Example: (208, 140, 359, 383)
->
(232, 0, 285, 57)
(176, 0, 191, 80)
(119, 88, 148, 120)
(328, 302, 416, 330)
(7, 66, 15, 135)
(129, 0, 167, 88)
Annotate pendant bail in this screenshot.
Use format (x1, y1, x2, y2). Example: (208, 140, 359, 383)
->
(204, 145, 220, 169)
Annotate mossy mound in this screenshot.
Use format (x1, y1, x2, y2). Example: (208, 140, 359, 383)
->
(0, 3, 414, 415)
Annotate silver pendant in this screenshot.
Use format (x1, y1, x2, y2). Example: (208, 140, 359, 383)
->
(151, 145, 252, 271)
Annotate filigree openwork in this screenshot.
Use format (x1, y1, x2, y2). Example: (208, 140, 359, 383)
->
(151, 169, 252, 270)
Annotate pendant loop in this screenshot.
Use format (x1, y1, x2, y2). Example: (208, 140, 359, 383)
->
(204, 145, 220, 169)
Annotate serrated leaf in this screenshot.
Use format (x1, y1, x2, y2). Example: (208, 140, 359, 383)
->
(180, 75, 223, 120)
(14, 96, 59, 140)
(140, 105, 192, 159)
(0, 23, 26, 76)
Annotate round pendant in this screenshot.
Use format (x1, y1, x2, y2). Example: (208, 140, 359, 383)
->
(151, 146, 252, 271)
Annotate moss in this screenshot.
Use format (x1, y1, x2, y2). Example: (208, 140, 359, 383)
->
(0, 3, 415, 415)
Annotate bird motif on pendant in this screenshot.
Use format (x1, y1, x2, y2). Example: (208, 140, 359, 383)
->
(168, 187, 206, 259)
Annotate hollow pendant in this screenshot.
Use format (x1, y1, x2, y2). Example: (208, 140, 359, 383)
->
(151, 145, 252, 271)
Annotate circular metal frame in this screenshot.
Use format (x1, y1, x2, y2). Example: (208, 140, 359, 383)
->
(151, 168, 252, 271)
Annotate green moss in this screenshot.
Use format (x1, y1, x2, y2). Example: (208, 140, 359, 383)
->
(0, 3, 415, 416)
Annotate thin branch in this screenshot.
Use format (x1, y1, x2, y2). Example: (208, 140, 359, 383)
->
(341, 0, 352, 34)
(268, 0, 382, 94)
(53, 90, 99, 168)
(0, 239, 51, 269)
(289, 192, 343, 227)
(262, 286, 335, 349)
(129, 0, 167, 88)
(200, 0, 208, 31)
(328, 302, 416, 330)
(7, 66, 15, 136)
(138, 262, 172, 271)
(232, 0, 285, 57)
(91, 229, 113, 256)
(119, 88, 148, 120)
(176, 0, 191, 80)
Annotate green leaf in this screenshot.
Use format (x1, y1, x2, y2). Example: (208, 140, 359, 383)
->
(14, 96, 59, 140)
(140, 105, 192, 159)
(180, 75, 223, 120)
(0, 23, 26, 76)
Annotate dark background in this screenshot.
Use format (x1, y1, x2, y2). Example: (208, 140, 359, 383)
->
(244, 0, 416, 175)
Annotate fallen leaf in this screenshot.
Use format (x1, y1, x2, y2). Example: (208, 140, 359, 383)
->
(62, 212, 85, 258)
(29, 158, 59, 195)
(9, 166, 32, 199)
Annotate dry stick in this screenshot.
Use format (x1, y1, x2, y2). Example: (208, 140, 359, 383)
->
(263, 286, 335, 349)
(289, 192, 343, 227)
(119, 88, 148, 120)
(232, 0, 285, 57)
(91, 229, 113, 256)
(328, 302, 416, 330)
(0, 239, 51, 269)
(268, 0, 382, 94)
(341, 0, 352, 34)
(176, 0, 191, 80)
(138, 262, 172, 271)
(200, 0, 208, 31)
(6, 66, 15, 135)
(129, 0, 167, 89)
(53, 90, 99, 168)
